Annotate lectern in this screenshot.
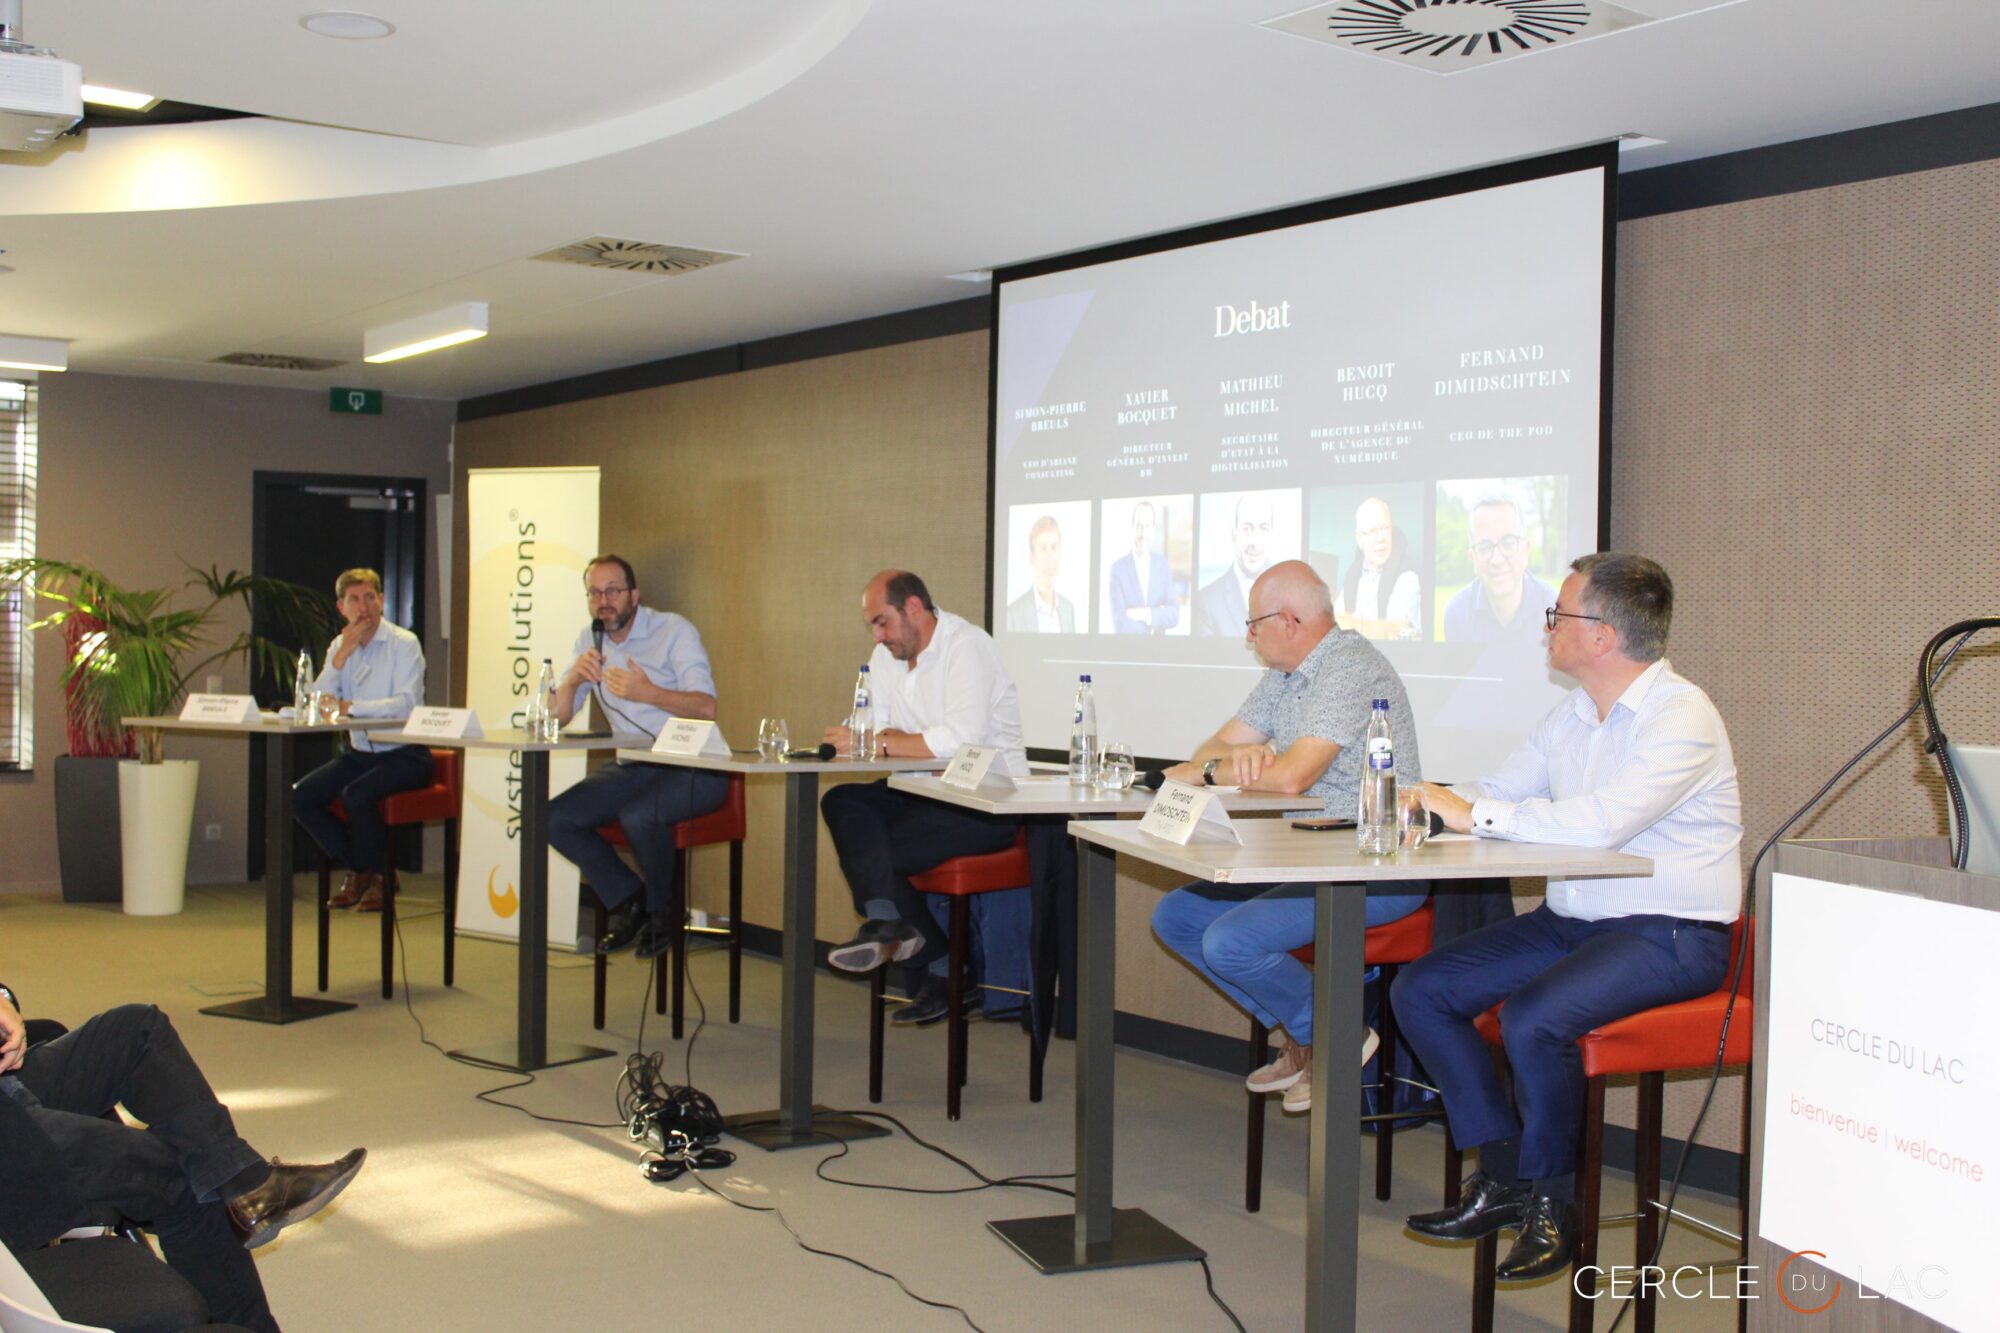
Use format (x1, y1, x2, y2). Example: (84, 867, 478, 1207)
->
(1749, 837, 2000, 1330)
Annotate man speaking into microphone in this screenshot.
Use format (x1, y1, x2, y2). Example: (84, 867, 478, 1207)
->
(547, 555, 726, 958)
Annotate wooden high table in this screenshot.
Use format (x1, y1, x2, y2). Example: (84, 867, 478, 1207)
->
(616, 747, 947, 1151)
(368, 727, 646, 1072)
(995, 820, 1651, 1330)
(126, 712, 378, 1025)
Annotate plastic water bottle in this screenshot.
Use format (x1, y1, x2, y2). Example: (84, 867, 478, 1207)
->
(1068, 674, 1097, 786)
(529, 658, 559, 742)
(850, 666, 873, 760)
(1356, 698, 1396, 855)
(292, 646, 313, 715)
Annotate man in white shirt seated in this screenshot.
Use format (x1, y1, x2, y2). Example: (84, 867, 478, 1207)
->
(294, 568, 430, 913)
(1398, 552, 1743, 1283)
(822, 570, 1029, 1027)
(548, 555, 726, 959)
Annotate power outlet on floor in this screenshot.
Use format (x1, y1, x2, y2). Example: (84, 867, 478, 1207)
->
(204, 824, 223, 842)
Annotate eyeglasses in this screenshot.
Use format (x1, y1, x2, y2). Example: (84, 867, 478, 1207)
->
(1245, 610, 1287, 633)
(586, 585, 632, 602)
(1545, 607, 1608, 631)
(1471, 535, 1525, 559)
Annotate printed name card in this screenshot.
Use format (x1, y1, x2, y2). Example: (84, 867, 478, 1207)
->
(942, 744, 1014, 792)
(652, 718, 732, 758)
(406, 707, 482, 739)
(1138, 780, 1243, 846)
(179, 694, 261, 725)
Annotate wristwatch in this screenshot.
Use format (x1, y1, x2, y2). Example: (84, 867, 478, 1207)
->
(1202, 758, 1219, 787)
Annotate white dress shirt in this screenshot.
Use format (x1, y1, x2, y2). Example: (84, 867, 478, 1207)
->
(1453, 659, 1743, 921)
(867, 610, 1029, 776)
(1034, 588, 1063, 634)
(311, 619, 425, 754)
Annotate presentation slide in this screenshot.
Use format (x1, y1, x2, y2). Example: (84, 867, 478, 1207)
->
(1759, 874, 1993, 1325)
(989, 152, 1611, 781)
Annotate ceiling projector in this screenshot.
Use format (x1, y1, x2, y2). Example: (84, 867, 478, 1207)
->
(0, 39, 83, 153)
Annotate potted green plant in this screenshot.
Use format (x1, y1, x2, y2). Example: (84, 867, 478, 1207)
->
(0, 559, 335, 914)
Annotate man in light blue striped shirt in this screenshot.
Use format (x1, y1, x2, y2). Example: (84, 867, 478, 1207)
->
(295, 568, 431, 914)
(1397, 553, 1742, 1284)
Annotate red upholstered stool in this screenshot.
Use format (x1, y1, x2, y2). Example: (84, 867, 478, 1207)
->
(1243, 899, 1447, 1211)
(587, 774, 747, 1039)
(868, 828, 1040, 1121)
(314, 749, 462, 1000)
(1462, 917, 1754, 1333)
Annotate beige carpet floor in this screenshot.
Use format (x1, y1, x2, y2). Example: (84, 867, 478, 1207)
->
(4, 877, 1744, 1331)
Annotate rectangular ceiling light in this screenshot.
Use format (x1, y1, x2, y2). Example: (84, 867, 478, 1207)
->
(0, 334, 68, 373)
(363, 301, 488, 364)
(81, 84, 162, 111)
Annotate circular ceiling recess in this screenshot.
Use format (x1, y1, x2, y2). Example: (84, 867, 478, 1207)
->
(300, 11, 397, 40)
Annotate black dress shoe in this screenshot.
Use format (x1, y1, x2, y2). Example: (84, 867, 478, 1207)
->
(634, 914, 677, 960)
(1494, 1195, 1577, 1282)
(1406, 1169, 1530, 1241)
(828, 919, 925, 974)
(227, 1149, 367, 1249)
(598, 901, 644, 954)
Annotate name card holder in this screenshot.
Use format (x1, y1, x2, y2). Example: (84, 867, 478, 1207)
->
(652, 718, 733, 758)
(1138, 780, 1243, 846)
(942, 744, 1015, 793)
(406, 706, 482, 739)
(179, 694, 261, 725)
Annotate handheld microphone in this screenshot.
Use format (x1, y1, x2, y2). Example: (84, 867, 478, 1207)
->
(1139, 769, 1167, 790)
(591, 619, 605, 656)
(784, 743, 838, 762)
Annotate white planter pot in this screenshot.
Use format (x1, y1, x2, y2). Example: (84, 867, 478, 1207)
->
(118, 759, 200, 916)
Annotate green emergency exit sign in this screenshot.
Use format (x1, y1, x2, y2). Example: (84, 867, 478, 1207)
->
(330, 388, 383, 415)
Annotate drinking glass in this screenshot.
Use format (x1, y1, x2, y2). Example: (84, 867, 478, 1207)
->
(1098, 741, 1136, 791)
(1398, 788, 1429, 851)
(759, 717, 789, 760)
(310, 691, 337, 725)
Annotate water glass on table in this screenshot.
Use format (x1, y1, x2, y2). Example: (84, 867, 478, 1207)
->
(1097, 741, 1135, 791)
(1397, 788, 1429, 851)
(758, 717, 789, 760)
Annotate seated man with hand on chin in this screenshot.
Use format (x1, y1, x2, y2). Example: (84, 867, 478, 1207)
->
(1151, 560, 1427, 1113)
(1398, 552, 1742, 1284)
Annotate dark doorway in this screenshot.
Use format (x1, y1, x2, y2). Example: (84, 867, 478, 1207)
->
(249, 472, 428, 878)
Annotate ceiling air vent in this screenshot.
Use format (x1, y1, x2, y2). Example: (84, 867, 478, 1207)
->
(1262, 0, 1659, 72)
(213, 352, 346, 372)
(531, 236, 743, 276)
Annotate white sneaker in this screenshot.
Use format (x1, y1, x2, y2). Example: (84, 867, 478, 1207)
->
(1362, 1026, 1380, 1066)
(1281, 1045, 1315, 1114)
(1247, 1035, 1308, 1093)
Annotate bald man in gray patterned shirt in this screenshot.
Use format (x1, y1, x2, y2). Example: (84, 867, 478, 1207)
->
(1152, 560, 1427, 1113)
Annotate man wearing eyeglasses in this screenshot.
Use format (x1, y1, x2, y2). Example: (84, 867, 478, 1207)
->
(547, 554, 726, 958)
(1151, 560, 1427, 1112)
(1397, 553, 1741, 1283)
(1442, 494, 1557, 645)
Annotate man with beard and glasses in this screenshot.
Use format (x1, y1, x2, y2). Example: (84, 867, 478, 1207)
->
(547, 554, 725, 959)
(1194, 492, 1279, 636)
(1151, 561, 1427, 1111)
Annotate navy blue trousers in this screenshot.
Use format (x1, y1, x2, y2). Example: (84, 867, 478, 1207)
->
(547, 761, 728, 917)
(1392, 903, 1729, 1179)
(294, 745, 435, 875)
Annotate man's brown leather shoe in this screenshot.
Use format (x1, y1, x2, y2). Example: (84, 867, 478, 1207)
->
(328, 872, 370, 910)
(354, 876, 386, 913)
(227, 1149, 367, 1249)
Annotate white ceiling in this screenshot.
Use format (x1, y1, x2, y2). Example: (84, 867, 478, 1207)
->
(2, 0, 1997, 402)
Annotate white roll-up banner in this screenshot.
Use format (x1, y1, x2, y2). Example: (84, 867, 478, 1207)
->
(456, 466, 599, 947)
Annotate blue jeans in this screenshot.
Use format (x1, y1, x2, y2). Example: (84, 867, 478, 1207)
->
(1151, 882, 1428, 1046)
(1392, 903, 1731, 1179)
